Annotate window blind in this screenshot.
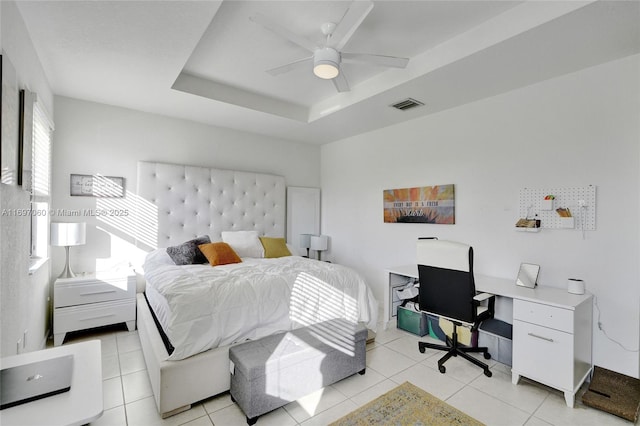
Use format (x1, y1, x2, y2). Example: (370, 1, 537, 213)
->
(31, 100, 53, 198)
(30, 99, 54, 260)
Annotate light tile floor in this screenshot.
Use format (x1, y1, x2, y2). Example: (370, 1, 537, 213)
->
(58, 322, 638, 426)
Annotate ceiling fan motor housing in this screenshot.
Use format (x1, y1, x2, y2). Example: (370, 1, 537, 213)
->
(313, 47, 340, 79)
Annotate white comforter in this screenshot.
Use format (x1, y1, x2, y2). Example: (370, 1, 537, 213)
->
(143, 249, 378, 360)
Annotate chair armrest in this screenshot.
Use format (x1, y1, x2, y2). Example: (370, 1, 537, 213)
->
(473, 292, 496, 321)
(473, 292, 494, 302)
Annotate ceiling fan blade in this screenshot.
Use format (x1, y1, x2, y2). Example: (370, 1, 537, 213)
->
(266, 56, 312, 76)
(342, 53, 409, 69)
(332, 70, 350, 93)
(331, 0, 374, 51)
(250, 13, 317, 52)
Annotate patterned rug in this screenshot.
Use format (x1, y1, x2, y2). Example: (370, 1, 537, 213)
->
(330, 381, 484, 426)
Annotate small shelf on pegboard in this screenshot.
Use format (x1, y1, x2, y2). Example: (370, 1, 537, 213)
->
(515, 227, 541, 233)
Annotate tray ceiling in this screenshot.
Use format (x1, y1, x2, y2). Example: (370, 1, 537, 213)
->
(15, 0, 640, 144)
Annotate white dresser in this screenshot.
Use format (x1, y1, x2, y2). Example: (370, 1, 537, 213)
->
(54, 271, 136, 346)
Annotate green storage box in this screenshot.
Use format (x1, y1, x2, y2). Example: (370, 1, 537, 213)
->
(397, 306, 428, 336)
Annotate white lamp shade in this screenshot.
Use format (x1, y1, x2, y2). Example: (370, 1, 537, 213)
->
(310, 235, 328, 251)
(299, 234, 312, 249)
(51, 222, 86, 247)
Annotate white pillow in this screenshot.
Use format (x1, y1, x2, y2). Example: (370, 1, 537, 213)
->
(221, 230, 264, 258)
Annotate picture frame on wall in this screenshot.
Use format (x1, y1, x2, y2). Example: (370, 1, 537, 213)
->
(70, 174, 125, 197)
(383, 184, 455, 224)
(17, 89, 33, 191)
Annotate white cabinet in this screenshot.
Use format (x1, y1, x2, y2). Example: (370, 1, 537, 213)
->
(54, 272, 136, 346)
(511, 297, 593, 407)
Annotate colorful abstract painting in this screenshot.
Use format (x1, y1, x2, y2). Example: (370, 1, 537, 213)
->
(383, 185, 455, 224)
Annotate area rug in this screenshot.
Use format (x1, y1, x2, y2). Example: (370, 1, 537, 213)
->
(582, 366, 640, 422)
(330, 381, 484, 426)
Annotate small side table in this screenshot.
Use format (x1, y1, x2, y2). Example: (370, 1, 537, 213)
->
(54, 270, 136, 346)
(0, 340, 103, 426)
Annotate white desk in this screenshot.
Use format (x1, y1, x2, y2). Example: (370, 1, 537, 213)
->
(0, 340, 103, 426)
(385, 265, 593, 408)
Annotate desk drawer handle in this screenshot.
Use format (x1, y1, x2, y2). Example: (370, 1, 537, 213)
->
(80, 290, 117, 296)
(80, 314, 116, 321)
(528, 332, 554, 342)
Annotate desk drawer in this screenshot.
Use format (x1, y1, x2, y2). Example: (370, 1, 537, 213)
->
(513, 320, 572, 389)
(513, 299, 573, 333)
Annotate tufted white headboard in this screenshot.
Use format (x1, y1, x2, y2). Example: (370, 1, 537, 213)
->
(136, 161, 285, 248)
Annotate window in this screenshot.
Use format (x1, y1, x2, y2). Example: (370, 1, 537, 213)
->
(30, 98, 54, 262)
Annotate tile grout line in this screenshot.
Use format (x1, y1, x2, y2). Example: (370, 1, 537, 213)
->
(114, 335, 131, 426)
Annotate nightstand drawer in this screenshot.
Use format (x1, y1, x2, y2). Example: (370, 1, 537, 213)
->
(54, 298, 135, 334)
(55, 275, 135, 308)
(513, 299, 573, 333)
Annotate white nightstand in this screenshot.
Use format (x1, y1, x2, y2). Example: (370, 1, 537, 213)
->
(53, 271, 136, 346)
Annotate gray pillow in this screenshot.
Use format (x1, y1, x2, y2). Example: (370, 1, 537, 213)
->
(166, 235, 211, 265)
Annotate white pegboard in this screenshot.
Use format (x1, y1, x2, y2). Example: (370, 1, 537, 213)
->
(519, 185, 596, 230)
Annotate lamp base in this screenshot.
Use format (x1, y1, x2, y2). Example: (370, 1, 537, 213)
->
(58, 246, 77, 279)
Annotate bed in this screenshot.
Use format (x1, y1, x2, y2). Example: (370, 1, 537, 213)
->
(135, 161, 378, 417)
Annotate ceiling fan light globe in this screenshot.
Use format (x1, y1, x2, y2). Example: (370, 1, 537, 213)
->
(314, 62, 339, 79)
(313, 47, 341, 79)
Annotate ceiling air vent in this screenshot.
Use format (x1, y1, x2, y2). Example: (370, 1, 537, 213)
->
(390, 98, 424, 111)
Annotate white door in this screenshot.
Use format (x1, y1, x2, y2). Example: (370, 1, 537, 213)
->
(286, 187, 320, 255)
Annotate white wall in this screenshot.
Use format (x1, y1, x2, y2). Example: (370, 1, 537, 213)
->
(321, 54, 640, 377)
(0, 0, 55, 355)
(51, 96, 321, 274)
(0, 2, 53, 117)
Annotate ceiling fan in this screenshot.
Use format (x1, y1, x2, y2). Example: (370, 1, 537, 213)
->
(250, 0, 409, 93)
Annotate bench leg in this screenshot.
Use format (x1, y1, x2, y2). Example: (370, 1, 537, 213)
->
(247, 415, 258, 425)
(358, 368, 366, 375)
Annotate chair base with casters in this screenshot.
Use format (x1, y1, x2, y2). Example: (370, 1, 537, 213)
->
(418, 322, 492, 377)
(419, 321, 492, 377)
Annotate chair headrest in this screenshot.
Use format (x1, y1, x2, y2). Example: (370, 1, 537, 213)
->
(417, 239, 472, 273)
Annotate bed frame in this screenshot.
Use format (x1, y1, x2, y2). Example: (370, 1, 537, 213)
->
(135, 161, 286, 417)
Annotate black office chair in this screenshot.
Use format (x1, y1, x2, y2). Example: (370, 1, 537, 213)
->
(417, 238, 495, 377)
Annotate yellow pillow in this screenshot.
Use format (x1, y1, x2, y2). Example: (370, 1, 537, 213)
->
(259, 237, 292, 258)
(198, 242, 242, 266)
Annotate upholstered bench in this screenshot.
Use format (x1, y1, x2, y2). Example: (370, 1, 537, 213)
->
(229, 318, 368, 425)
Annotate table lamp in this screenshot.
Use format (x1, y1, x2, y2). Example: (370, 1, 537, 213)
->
(310, 235, 328, 261)
(51, 222, 86, 278)
(299, 234, 313, 258)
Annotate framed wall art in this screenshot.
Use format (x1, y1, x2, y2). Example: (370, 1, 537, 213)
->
(70, 174, 125, 197)
(383, 184, 455, 224)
